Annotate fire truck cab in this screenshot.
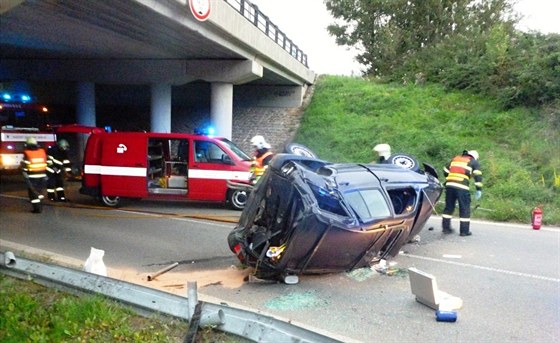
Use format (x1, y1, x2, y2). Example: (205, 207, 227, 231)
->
(0, 96, 56, 173)
(80, 131, 253, 210)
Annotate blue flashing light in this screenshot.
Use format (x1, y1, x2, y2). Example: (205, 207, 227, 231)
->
(2, 93, 11, 101)
(194, 126, 216, 136)
(21, 95, 31, 102)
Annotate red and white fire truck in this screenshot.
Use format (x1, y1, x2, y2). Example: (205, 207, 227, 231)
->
(0, 93, 57, 173)
(80, 131, 253, 210)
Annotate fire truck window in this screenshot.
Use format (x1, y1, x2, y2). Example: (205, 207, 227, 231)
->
(194, 141, 208, 162)
(208, 143, 228, 163)
(194, 140, 229, 164)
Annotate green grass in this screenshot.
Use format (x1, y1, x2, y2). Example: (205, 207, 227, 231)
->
(295, 75, 560, 225)
(0, 274, 243, 343)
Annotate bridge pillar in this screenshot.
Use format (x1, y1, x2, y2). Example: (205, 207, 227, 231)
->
(210, 82, 233, 139)
(76, 82, 96, 127)
(76, 82, 96, 165)
(150, 83, 171, 133)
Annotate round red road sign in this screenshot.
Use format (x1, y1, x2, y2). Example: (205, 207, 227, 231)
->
(189, 0, 211, 21)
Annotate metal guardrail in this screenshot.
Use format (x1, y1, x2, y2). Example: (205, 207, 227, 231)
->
(224, 0, 308, 67)
(0, 251, 345, 343)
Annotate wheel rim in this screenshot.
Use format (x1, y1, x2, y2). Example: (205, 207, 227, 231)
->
(392, 156, 416, 169)
(290, 146, 316, 158)
(230, 190, 247, 209)
(102, 196, 120, 207)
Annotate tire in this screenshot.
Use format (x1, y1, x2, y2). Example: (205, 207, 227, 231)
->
(386, 153, 420, 172)
(284, 143, 318, 158)
(228, 189, 248, 211)
(101, 195, 120, 207)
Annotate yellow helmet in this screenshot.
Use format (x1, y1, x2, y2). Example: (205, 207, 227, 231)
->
(58, 139, 70, 150)
(26, 137, 38, 146)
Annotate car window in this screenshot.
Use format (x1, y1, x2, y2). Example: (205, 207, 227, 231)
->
(309, 184, 348, 217)
(344, 188, 390, 221)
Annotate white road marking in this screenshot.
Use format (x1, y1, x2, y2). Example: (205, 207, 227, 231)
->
(405, 253, 560, 282)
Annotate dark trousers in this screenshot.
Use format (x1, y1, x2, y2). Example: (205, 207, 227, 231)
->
(47, 170, 66, 200)
(24, 176, 46, 203)
(442, 187, 471, 234)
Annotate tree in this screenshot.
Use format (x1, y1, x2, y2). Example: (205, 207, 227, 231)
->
(325, 0, 518, 79)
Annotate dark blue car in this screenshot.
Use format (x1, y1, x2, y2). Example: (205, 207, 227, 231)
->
(228, 153, 443, 282)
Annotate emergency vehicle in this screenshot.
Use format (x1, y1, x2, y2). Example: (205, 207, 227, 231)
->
(80, 131, 253, 210)
(0, 93, 56, 173)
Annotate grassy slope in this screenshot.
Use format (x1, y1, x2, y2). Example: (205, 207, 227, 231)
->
(294, 75, 560, 225)
(0, 275, 243, 342)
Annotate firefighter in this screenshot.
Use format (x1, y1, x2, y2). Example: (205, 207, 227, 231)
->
(441, 150, 483, 236)
(46, 139, 72, 202)
(373, 143, 391, 163)
(249, 135, 273, 184)
(21, 137, 48, 213)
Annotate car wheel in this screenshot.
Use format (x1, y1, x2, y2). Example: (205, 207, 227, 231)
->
(228, 189, 247, 211)
(101, 195, 120, 207)
(387, 154, 420, 172)
(284, 143, 318, 158)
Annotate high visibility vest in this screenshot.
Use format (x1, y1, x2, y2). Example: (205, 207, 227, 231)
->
(251, 151, 273, 178)
(444, 155, 479, 191)
(23, 148, 48, 177)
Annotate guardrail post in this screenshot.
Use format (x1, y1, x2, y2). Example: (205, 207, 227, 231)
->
(187, 281, 198, 320)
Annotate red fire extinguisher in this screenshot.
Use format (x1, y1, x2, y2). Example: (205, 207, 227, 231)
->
(532, 207, 543, 230)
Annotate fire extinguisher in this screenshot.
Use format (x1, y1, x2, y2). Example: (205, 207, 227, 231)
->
(532, 207, 543, 230)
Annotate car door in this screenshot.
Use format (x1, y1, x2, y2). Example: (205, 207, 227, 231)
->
(188, 138, 234, 201)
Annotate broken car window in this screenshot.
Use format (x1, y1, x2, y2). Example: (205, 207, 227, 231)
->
(308, 183, 348, 217)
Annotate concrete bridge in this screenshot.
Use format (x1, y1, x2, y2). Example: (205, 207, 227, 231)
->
(0, 0, 316, 138)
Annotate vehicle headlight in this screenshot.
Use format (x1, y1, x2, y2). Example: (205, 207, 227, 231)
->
(0, 154, 17, 167)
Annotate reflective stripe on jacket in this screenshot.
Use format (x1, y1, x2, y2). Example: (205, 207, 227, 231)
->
(23, 148, 48, 177)
(443, 154, 483, 191)
(47, 146, 72, 174)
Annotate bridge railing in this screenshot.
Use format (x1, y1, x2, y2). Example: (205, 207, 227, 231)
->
(224, 0, 308, 67)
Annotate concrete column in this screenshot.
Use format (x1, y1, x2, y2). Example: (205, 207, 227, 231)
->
(76, 82, 96, 167)
(150, 83, 171, 133)
(76, 82, 96, 126)
(210, 82, 233, 139)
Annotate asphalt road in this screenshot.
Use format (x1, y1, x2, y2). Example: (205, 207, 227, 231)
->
(1, 175, 559, 342)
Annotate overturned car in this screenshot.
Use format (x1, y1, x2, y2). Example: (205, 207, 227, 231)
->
(227, 153, 443, 281)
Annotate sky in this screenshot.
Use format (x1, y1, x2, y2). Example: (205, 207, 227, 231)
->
(249, 0, 560, 76)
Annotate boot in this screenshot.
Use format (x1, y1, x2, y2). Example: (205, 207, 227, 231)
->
(442, 217, 453, 234)
(460, 221, 472, 236)
(56, 190, 67, 202)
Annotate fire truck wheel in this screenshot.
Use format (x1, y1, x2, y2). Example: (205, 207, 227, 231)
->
(101, 195, 120, 207)
(228, 189, 247, 211)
